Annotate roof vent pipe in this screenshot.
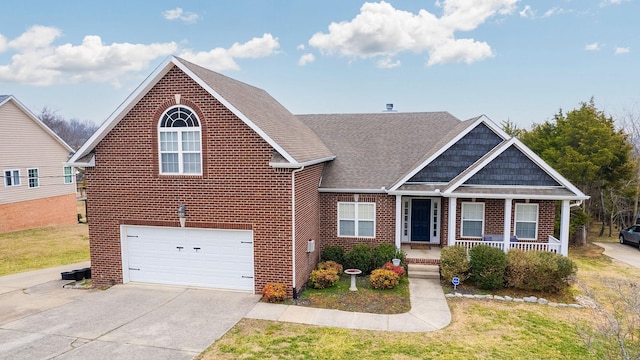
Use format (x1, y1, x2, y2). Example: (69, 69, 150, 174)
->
(384, 103, 397, 112)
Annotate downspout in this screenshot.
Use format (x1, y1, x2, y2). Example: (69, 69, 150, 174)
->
(291, 166, 305, 299)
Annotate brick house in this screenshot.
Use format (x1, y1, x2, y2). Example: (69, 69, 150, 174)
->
(1, 95, 77, 233)
(68, 56, 587, 296)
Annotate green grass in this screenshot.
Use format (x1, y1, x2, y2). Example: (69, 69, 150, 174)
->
(0, 224, 90, 275)
(294, 275, 410, 314)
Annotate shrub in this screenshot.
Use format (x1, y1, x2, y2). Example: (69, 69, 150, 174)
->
(506, 250, 576, 293)
(262, 282, 287, 303)
(321, 245, 345, 265)
(382, 261, 406, 277)
(372, 243, 397, 269)
(370, 269, 399, 289)
(309, 268, 340, 289)
(440, 245, 470, 284)
(317, 260, 343, 274)
(344, 244, 373, 273)
(469, 245, 507, 290)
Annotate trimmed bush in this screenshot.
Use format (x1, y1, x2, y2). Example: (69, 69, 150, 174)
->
(440, 245, 470, 284)
(506, 250, 576, 293)
(309, 268, 340, 289)
(372, 243, 397, 269)
(321, 245, 345, 265)
(317, 260, 343, 274)
(370, 269, 399, 289)
(262, 282, 287, 302)
(469, 245, 507, 290)
(344, 244, 373, 273)
(382, 261, 406, 277)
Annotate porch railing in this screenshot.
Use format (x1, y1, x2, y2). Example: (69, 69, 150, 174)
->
(456, 235, 561, 254)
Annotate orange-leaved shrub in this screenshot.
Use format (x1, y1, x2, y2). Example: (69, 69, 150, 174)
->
(310, 268, 340, 289)
(317, 260, 343, 274)
(262, 282, 287, 303)
(370, 269, 399, 289)
(381, 262, 405, 277)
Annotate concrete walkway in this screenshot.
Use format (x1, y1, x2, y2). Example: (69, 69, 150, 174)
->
(247, 277, 452, 332)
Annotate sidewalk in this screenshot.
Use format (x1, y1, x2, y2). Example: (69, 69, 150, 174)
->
(246, 277, 451, 332)
(0, 261, 90, 295)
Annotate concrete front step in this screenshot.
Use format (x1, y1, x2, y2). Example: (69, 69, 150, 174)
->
(408, 263, 440, 279)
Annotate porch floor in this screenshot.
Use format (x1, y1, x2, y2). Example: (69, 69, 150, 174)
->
(402, 243, 441, 265)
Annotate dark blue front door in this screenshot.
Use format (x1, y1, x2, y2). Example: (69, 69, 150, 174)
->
(411, 199, 431, 242)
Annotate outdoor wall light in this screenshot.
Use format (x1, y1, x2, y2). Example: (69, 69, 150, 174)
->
(177, 204, 186, 228)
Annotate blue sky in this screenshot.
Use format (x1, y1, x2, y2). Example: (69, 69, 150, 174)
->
(0, 0, 636, 129)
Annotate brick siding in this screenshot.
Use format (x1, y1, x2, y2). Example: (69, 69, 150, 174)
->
(86, 65, 301, 293)
(0, 193, 77, 232)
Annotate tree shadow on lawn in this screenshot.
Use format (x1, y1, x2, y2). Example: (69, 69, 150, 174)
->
(290, 274, 410, 314)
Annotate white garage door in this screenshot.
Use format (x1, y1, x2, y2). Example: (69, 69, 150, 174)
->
(121, 225, 254, 291)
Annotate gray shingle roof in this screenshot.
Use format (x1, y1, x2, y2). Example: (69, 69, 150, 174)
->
(176, 57, 333, 164)
(298, 112, 462, 189)
(0, 95, 9, 103)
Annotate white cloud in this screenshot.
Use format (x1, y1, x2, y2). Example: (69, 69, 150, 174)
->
(308, 0, 516, 67)
(0, 26, 278, 86)
(376, 56, 400, 68)
(0, 26, 177, 86)
(297, 44, 305, 50)
(298, 53, 315, 66)
(163, 8, 199, 23)
(601, 0, 629, 6)
(519, 5, 535, 18)
(179, 33, 280, 71)
(615, 47, 630, 55)
(585, 42, 600, 51)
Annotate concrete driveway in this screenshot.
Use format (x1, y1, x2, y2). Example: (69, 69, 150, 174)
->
(594, 242, 640, 269)
(0, 263, 260, 360)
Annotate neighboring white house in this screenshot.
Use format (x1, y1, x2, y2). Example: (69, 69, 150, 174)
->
(0, 95, 77, 232)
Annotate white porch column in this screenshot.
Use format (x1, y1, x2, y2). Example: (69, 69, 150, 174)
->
(560, 199, 570, 256)
(395, 195, 402, 249)
(503, 198, 512, 253)
(448, 197, 457, 246)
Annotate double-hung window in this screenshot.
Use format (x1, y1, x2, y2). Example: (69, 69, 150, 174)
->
(338, 202, 375, 237)
(4, 169, 20, 187)
(28, 168, 39, 188)
(461, 202, 484, 238)
(515, 203, 538, 240)
(63, 166, 73, 184)
(159, 106, 202, 175)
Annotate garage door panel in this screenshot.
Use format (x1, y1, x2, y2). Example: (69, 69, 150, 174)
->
(122, 225, 254, 291)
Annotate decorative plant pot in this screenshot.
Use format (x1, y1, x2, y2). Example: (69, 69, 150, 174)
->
(392, 259, 401, 267)
(61, 271, 75, 280)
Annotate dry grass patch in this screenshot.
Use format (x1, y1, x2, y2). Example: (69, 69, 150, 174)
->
(0, 224, 89, 275)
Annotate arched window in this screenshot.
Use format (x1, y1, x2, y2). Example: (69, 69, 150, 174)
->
(158, 106, 202, 174)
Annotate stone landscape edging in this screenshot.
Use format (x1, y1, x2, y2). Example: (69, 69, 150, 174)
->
(444, 293, 585, 308)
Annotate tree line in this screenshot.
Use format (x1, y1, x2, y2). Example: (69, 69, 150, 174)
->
(38, 107, 99, 151)
(503, 98, 638, 242)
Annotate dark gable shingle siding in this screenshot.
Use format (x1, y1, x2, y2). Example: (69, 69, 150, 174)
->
(465, 146, 560, 186)
(409, 123, 502, 183)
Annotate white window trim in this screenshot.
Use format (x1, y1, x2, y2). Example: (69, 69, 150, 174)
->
(515, 203, 539, 240)
(4, 169, 20, 187)
(63, 166, 74, 184)
(28, 168, 39, 188)
(461, 202, 484, 238)
(158, 105, 203, 175)
(337, 202, 376, 238)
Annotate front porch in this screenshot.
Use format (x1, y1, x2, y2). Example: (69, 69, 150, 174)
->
(401, 235, 562, 265)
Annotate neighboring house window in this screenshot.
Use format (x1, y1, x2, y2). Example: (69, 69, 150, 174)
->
(4, 169, 20, 187)
(338, 202, 375, 237)
(63, 166, 73, 184)
(28, 168, 39, 188)
(461, 202, 484, 238)
(515, 203, 538, 240)
(158, 106, 202, 175)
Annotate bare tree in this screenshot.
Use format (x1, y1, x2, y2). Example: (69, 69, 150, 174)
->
(38, 107, 98, 150)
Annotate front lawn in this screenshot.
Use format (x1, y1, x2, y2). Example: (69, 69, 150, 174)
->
(293, 274, 410, 314)
(0, 224, 89, 276)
